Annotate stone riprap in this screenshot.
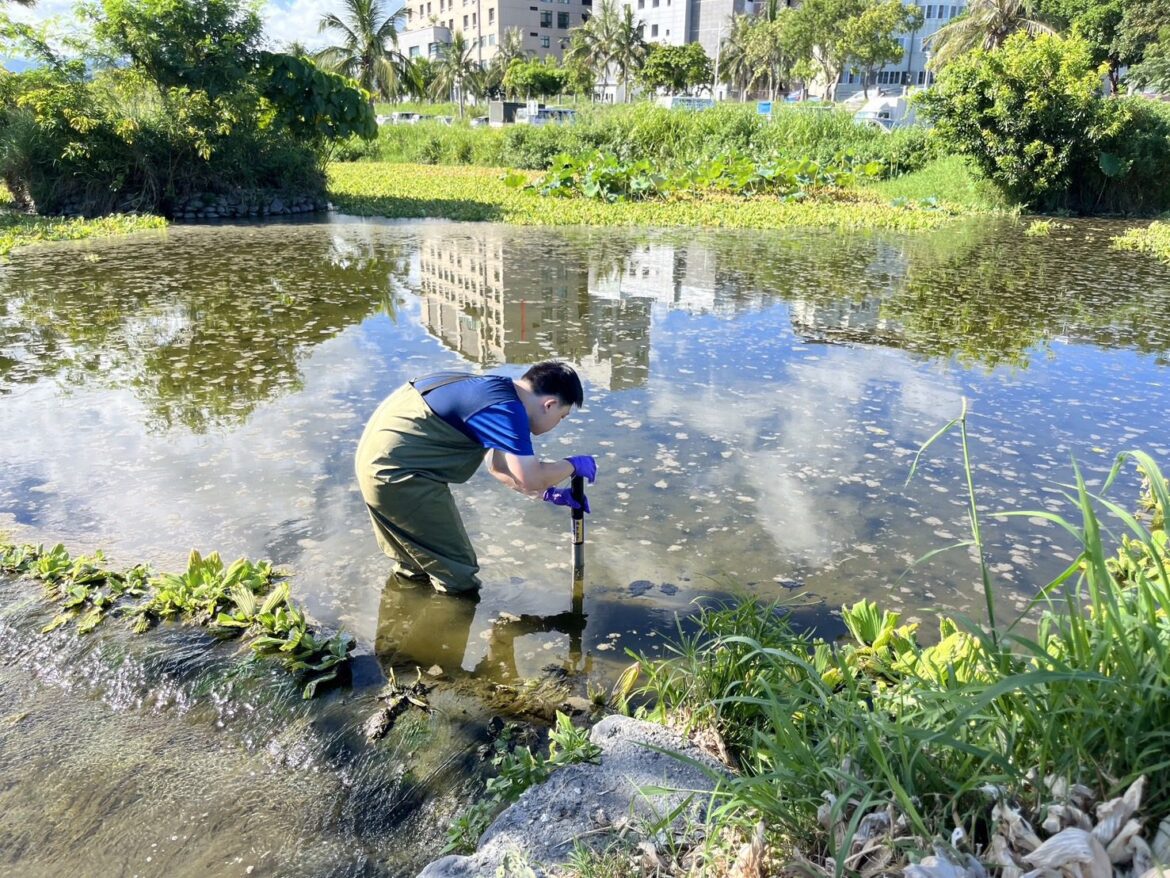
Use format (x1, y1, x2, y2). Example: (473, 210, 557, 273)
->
(418, 715, 730, 878)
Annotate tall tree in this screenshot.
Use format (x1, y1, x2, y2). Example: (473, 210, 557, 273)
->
(745, 13, 796, 100)
(1124, 0, 1170, 90)
(315, 0, 404, 101)
(566, 0, 620, 98)
(610, 4, 648, 101)
(925, 0, 1056, 70)
(841, 0, 924, 97)
(787, 0, 867, 101)
(637, 42, 711, 94)
(430, 30, 478, 117)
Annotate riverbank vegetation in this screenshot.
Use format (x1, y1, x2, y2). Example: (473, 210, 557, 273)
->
(0, 209, 165, 257)
(0, 0, 374, 218)
(615, 422, 1170, 875)
(0, 542, 353, 698)
(328, 162, 962, 231)
(1113, 221, 1170, 263)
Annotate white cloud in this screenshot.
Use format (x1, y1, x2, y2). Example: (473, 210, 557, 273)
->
(3, 0, 406, 61)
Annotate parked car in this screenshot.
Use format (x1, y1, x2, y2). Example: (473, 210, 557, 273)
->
(470, 116, 490, 127)
(515, 107, 577, 126)
(389, 112, 419, 124)
(433, 116, 455, 125)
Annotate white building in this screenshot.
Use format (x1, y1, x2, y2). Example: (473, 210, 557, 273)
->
(399, 0, 594, 66)
(836, 2, 967, 98)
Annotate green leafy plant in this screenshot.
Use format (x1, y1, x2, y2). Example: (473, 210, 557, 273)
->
(0, 541, 352, 698)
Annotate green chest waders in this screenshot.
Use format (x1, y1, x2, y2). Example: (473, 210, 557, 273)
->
(355, 379, 490, 593)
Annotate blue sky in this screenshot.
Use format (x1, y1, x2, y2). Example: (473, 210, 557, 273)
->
(4, 0, 406, 59)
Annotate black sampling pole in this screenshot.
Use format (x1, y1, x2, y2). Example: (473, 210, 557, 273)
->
(569, 475, 586, 669)
(570, 475, 586, 580)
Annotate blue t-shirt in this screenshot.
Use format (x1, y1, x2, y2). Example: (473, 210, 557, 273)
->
(414, 373, 535, 457)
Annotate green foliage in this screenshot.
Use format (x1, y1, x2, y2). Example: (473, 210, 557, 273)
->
(521, 149, 882, 203)
(841, 0, 924, 88)
(445, 712, 602, 854)
(0, 0, 371, 217)
(258, 52, 377, 142)
(0, 542, 353, 698)
(0, 211, 166, 257)
(629, 434, 1170, 868)
(636, 43, 712, 95)
(1112, 220, 1170, 263)
(917, 33, 1170, 213)
(328, 161, 963, 231)
(352, 102, 937, 178)
(87, 0, 263, 98)
(503, 58, 567, 100)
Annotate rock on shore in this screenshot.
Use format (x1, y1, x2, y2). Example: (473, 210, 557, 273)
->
(418, 715, 730, 877)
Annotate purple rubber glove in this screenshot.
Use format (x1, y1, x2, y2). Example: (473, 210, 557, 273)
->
(565, 455, 597, 484)
(543, 486, 590, 513)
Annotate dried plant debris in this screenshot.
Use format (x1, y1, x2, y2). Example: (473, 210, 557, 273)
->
(363, 667, 433, 741)
(902, 776, 1169, 878)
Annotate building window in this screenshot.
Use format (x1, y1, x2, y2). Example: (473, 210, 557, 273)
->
(652, 0, 659, 6)
(917, 70, 926, 84)
(540, 10, 552, 26)
(463, 14, 468, 27)
(472, 12, 476, 24)
(410, 45, 421, 57)
(638, 0, 644, 7)
(488, 7, 495, 22)
(489, 32, 496, 44)
(557, 11, 569, 27)
(540, 35, 550, 47)
(650, 23, 658, 35)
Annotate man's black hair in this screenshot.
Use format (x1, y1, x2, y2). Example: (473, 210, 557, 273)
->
(522, 361, 584, 408)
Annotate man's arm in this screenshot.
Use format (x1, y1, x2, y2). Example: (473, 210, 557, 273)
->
(486, 449, 573, 497)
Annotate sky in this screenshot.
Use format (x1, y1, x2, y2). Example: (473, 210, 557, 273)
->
(3, 0, 398, 60)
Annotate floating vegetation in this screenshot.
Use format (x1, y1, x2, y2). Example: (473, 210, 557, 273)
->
(1112, 221, 1170, 264)
(506, 151, 885, 204)
(0, 542, 353, 698)
(1023, 218, 1074, 237)
(0, 211, 166, 258)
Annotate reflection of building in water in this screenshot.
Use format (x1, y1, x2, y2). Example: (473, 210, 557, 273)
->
(788, 298, 908, 348)
(590, 242, 724, 314)
(415, 232, 653, 390)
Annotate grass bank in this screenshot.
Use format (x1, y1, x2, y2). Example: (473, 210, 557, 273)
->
(328, 163, 966, 232)
(607, 417, 1170, 875)
(0, 210, 167, 257)
(1112, 220, 1170, 263)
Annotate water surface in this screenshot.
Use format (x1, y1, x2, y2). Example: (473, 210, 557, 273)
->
(2, 215, 1169, 874)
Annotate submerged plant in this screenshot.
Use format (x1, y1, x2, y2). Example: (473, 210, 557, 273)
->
(0, 542, 352, 698)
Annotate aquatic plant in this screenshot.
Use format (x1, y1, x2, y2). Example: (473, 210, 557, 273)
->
(1112, 221, 1170, 264)
(445, 711, 602, 854)
(328, 163, 963, 232)
(623, 427, 1170, 873)
(0, 212, 166, 258)
(0, 543, 353, 698)
(509, 150, 883, 204)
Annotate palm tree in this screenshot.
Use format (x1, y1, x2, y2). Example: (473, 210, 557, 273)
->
(925, 0, 1056, 69)
(315, 0, 405, 101)
(719, 14, 758, 100)
(485, 27, 531, 97)
(610, 4, 648, 101)
(431, 31, 479, 118)
(566, 0, 620, 99)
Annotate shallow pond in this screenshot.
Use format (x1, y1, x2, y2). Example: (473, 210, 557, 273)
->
(2, 215, 1169, 875)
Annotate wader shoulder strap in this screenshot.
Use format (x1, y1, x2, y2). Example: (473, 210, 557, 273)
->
(411, 372, 472, 397)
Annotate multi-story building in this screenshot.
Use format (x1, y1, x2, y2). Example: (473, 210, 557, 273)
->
(398, 0, 594, 66)
(836, 2, 968, 98)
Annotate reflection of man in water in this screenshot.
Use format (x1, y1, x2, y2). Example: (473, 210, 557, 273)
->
(355, 361, 597, 594)
(375, 577, 588, 682)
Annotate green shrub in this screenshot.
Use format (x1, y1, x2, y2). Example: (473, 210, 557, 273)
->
(917, 32, 1170, 213)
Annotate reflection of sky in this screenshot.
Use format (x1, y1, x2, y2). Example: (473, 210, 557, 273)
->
(3, 220, 1170, 683)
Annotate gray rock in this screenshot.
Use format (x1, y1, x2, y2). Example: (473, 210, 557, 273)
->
(417, 715, 729, 878)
